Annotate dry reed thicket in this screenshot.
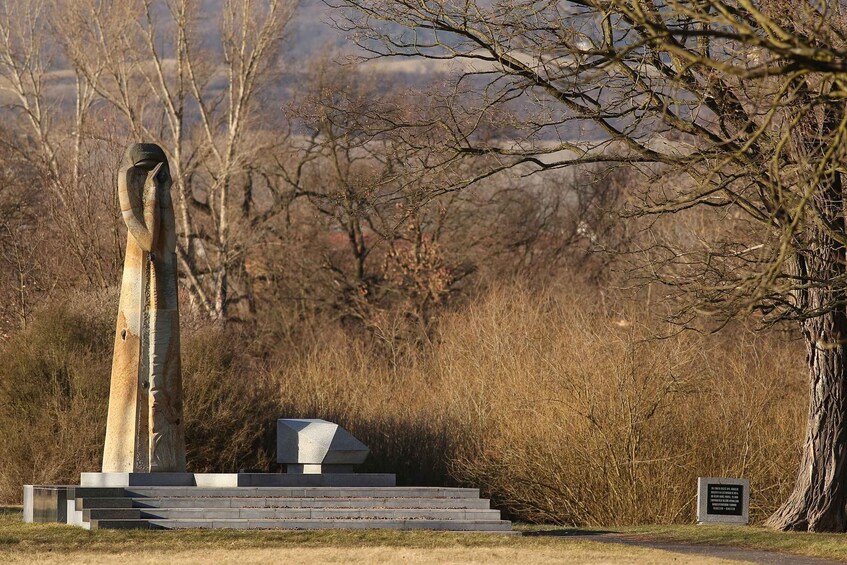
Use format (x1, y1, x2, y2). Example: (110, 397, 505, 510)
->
(0, 283, 805, 526)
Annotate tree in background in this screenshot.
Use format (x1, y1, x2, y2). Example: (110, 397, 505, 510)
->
(334, 0, 847, 531)
(0, 0, 296, 320)
(0, 1, 125, 291)
(268, 59, 605, 345)
(0, 0, 601, 334)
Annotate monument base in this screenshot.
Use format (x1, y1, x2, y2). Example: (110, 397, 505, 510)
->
(79, 472, 396, 488)
(22, 472, 513, 533)
(81, 473, 195, 487)
(26, 472, 397, 525)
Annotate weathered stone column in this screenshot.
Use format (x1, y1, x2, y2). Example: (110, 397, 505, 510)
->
(102, 143, 186, 473)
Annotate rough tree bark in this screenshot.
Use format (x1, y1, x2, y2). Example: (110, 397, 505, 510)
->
(767, 174, 847, 531)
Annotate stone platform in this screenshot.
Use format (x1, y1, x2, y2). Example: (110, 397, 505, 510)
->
(79, 472, 395, 487)
(24, 474, 513, 533)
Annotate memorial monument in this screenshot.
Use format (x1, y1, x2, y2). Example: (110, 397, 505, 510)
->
(102, 143, 186, 473)
(22, 143, 510, 533)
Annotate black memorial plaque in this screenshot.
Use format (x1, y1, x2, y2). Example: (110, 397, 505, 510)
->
(706, 483, 743, 516)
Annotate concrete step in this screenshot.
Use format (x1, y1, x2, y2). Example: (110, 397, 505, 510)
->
(83, 509, 141, 520)
(115, 497, 492, 510)
(121, 487, 480, 499)
(76, 498, 136, 509)
(84, 507, 502, 521)
(68, 487, 127, 498)
(89, 518, 514, 532)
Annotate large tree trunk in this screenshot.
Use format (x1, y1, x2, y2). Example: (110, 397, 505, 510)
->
(767, 175, 847, 532)
(767, 305, 847, 531)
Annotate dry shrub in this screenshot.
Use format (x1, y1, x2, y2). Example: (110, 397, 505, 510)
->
(0, 284, 807, 526)
(182, 326, 279, 473)
(255, 284, 805, 525)
(433, 286, 805, 525)
(0, 293, 281, 500)
(263, 321, 467, 485)
(0, 290, 114, 502)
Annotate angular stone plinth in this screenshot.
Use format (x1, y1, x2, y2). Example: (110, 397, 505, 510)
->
(277, 419, 369, 473)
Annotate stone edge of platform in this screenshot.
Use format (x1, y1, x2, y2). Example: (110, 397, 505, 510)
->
(77, 472, 397, 488)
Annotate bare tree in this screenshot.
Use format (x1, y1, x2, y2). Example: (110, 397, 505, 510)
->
(270, 60, 468, 340)
(333, 0, 847, 531)
(0, 0, 124, 290)
(0, 129, 46, 332)
(55, 0, 295, 320)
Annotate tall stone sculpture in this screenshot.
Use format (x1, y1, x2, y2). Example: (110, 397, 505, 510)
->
(102, 143, 186, 473)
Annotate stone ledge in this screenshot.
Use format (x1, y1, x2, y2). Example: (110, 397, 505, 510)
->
(78, 472, 396, 488)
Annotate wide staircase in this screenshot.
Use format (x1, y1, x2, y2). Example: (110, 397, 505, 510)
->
(66, 485, 513, 533)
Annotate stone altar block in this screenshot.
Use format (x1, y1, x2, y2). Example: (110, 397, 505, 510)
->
(277, 419, 369, 473)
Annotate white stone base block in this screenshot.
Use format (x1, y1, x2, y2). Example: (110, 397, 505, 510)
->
(277, 419, 369, 467)
(81, 473, 195, 487)
(22, 485, 33, 523)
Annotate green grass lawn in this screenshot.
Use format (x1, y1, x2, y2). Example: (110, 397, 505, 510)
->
(0, 506, 739, 565)
(3, 506, 847, 564)
(623, 524, 847, 560)
(522, 523, 847, 561)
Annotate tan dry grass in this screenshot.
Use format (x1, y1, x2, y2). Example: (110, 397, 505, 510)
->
(432, 287, 805, 525)
(1, 544, 747, 565)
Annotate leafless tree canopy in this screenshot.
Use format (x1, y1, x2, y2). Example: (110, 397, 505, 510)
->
(331, 1, 847, 320)
(328, 0, 847, 532)
(0, 0, 606, 331)
(0, 0, 297, 320)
